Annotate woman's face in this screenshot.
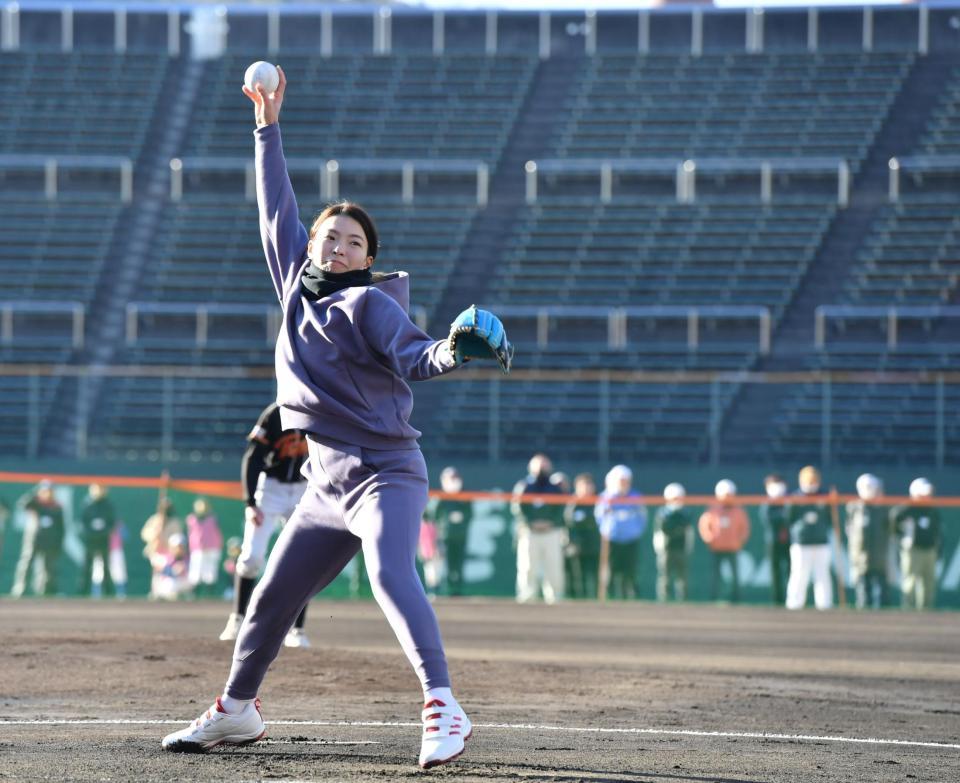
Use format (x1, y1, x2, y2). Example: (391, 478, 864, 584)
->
(308, 214, 372, 273)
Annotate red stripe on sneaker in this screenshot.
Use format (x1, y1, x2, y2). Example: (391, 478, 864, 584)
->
(214, 697, 227, 714)
(425, 726, 440, 733)
(423, 699, 446, 709)
(426, 712, 442, 721)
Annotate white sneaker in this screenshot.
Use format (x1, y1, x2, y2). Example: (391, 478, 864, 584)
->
(418, 697, 472, 769)
(284, 627, 311, 648)
(161, 697, 266, 753)
(219, 612, 244, 641)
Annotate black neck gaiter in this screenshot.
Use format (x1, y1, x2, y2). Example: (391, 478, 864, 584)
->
(300, 264, 380, 301)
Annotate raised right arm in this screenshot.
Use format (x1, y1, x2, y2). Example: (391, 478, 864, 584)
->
(244, 66, 309, 301)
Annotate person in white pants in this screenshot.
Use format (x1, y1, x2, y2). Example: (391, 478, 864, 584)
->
(785, 466, 833, 610)
(220, 402, 311, 647)
(512, 454, 566, 604)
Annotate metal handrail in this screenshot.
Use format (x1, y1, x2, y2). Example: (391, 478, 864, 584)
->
(0, 301, 85, 348)
(484, 304, 770, 354)
(0, 154, 133, 202)
(814, 305, 960, 349)
(169, 156, 489, 206)
(125, 301, 429, 347)
(525, 156, 848, 206)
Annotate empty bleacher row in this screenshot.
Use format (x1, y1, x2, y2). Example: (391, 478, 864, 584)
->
(0, 51, 168, 158)
(552, 52, 911, 169)
(184, 53, 537, 163)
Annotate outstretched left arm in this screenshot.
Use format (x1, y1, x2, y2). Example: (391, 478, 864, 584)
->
(359, 291, 459, 381)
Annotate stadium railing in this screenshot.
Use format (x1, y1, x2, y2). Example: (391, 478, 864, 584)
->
(0, 0, 936, 59)
(484, 304, 771, 355)
(0, 301, 85, 349)
(814, 305, 960, 350)
(525, 157, 850, 206)
(124, 302, 428, 348)
(0, 154, 132, 202)
(888, 156, 960, 202)
(169, 157, 490, 206)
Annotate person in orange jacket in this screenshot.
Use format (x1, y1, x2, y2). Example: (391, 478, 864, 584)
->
(698, 480, 751, 603)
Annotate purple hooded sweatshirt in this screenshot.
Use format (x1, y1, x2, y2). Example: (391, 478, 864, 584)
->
(255, 123, 459, 449)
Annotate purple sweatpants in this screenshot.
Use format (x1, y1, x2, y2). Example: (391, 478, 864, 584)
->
(224, 436, 451, 700)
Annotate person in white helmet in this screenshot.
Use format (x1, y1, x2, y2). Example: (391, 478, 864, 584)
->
(891, 478, 941, 609)
(845, 474, 891, 610)
(653, 483, 693, 602)
(595, 465, 647, 600)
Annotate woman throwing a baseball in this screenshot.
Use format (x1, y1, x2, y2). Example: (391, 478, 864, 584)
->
(162, 65, 511, 769)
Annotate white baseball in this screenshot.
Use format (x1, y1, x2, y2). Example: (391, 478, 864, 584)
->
(244, 61, 280, 94)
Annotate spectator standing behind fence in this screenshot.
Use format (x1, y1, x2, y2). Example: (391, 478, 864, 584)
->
(187, 498, 223, 598)
(892, 478, 941, 610)
(142, 499, 182, 600)
(595, 465, 646, 600)
(154, 532, 191, 600)
(653, 483, 693, 602)
(512, 453, 566, 604)
(563, 473, 601, 600)
(760, 474, 791, 606)
(698, 480, 750, 603)
(11, 480, 65, 597)
(785, 466, 833, 610)
(78, 484, 117, 597)
(845, 474, 891, 610)
(429, 467, 473, 597)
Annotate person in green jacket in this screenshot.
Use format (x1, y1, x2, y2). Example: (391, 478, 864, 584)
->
(79, 483, 118, 597)
(430, 466, 473, 597)
(563, 473, 601, 600)
(760, 474, 791, 605)
(653, 483, 693, 602)
(785, 466, 833, 610)
(845, 474, 891, 610)
(11, 481, 65, 597)
(891, 478, 941, 610)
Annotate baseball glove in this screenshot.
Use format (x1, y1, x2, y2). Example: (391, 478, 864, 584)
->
(448, 305, 513, 374)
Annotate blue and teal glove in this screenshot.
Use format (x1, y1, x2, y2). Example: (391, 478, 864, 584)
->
(448, 305, 513, 374)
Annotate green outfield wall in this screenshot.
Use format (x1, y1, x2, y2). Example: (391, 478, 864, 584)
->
(1, 460, 958, 608)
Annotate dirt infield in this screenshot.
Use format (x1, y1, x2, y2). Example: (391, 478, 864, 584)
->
(2, 599, 959, 782)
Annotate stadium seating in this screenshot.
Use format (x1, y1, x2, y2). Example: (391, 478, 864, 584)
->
(0, 51, 167, 157)
(552, 53, 911, 169)
(181, 53, 536, 163)
(2, 7, 958, 466)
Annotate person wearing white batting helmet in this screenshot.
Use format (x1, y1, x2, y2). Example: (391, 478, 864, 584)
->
(785, 466, 833, 610)
(845, 474, 890, 610)
(891, 478, 941, 609)
(698, 480, 750, 603)
(653, 483, 693, 602)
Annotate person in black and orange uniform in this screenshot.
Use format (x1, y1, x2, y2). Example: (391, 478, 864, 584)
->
(219, 402, 311, 648)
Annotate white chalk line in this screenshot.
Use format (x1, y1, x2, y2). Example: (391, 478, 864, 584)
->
(0, 719, 958, 751)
